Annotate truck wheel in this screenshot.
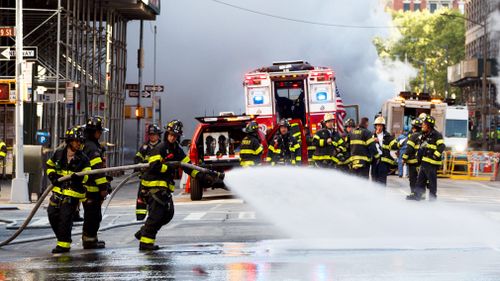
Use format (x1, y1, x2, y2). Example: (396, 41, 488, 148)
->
(190, 177, 203, 201)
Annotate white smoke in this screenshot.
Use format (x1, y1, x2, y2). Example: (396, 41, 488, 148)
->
(124, 0, 418, 149)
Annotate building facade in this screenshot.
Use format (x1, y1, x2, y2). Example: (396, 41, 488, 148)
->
(389, 0, 464, 13)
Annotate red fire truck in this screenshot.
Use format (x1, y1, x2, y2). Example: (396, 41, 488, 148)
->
(243, 60, 340, 136)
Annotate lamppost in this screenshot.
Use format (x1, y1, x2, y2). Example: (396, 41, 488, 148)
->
(443, 13, 488, 150)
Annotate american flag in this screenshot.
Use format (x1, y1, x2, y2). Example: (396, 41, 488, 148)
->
(335, 83, 346, 134)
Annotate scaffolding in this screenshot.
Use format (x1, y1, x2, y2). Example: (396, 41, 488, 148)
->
(0, 0, 159, 168)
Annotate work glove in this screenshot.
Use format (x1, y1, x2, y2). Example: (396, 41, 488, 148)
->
(70, 173, 84, 185)
(48, 173, 62, 185)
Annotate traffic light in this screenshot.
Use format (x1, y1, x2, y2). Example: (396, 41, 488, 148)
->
(0, 83, 9, 101)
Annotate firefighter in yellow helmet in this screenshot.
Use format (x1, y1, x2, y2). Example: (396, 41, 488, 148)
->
(371, 116, 399, 185)
(46, 126, 90, 253)
(312, 113, 346, 168)
(407, 115, 445, 201)
(240, 121, 264, 167)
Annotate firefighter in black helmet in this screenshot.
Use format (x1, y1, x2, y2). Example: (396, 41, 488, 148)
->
(348, 117, 379, 178)
(240, 121, 264, 167)
(407, 115, 445, 201)
(46, 126, 90, 253)
(135, 120, 220, 250)
(81, 116, 111, 249)
(403, 118, 423, 199)
(133, 124, 163, 221)
(338, 118, 355, 172)
(267, 119, 301, 165)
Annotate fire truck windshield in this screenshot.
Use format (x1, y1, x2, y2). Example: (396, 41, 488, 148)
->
(274, 80, 305, 123)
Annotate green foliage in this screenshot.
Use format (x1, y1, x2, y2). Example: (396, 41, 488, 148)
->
(374, 9, 465, 97)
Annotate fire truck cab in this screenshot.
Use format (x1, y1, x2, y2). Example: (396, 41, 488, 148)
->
(243, 61, 338, 136)
(381, 91, 447, 135)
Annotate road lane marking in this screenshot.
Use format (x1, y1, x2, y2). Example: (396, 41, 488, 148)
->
(238, 212, 256, 220)
(183, 212, 207, 221)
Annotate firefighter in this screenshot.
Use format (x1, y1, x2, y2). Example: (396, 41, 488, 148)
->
(81, 116, 112, 249)
(0, 139, 6, 162)
(371, 116, 398, 185)
(135, 120, 219, 250)
(338, 118, 355, 172)
(403, 118, 423, 199)
(348, 117, 379, 178)
(46, 126, 90, 253)
(305, 127, 316, 166)
(312, 113, 346, 168)
(240, 121, 264, 167)
(266, 119, 301, 165)
(407, 116, 445, 201)
(134, 124, 163, 221)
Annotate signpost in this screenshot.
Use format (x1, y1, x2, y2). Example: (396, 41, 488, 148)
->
(144, 85, 164, 92)
(0, 46, 38, 61)
(129, 90, 151, 98)
(125, 83, 139, 90)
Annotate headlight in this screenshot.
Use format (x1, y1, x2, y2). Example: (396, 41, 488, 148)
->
(454, 144, 466, 152)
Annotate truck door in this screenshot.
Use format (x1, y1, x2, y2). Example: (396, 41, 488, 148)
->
(389, 103, 404, 134)
(431, 104, 446, 133)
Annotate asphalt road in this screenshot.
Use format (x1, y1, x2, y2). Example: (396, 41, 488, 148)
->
(0, 176, 500, 280)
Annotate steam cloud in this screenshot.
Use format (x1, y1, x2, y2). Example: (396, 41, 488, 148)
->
(124, 0, 416, 152)
(489, 2, 500, 104)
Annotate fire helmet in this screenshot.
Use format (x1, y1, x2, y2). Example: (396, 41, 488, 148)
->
(165, 120, 183, 136)
(278, 119, 290, 129)
(345, 118, 355, 128)
(411, 118, 423, 128)
(147, 124, 163, 135)
(418, 113, 428, 120)
(323, 113, 335, 122)
(374, 116, 386, 126)
(244, 121, 259, 134)
(423, 115, 436, 127)
(65, 126, 85, 143)
(85, 116, 108, 132)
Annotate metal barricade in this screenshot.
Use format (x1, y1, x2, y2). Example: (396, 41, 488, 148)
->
(444, 151, 500, 181)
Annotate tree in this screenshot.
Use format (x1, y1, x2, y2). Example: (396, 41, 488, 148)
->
(373, 9, 465, 98)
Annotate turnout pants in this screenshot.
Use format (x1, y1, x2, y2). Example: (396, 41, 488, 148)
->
(137, 188, 175, 245)
(371, 161, 390, 186)
(314, 159, 334, 169)
(47, 193, 79, 249)
(415, 163, 438, 198)
(408, 164, 419, 193)
(136, 185, 148, 220)
(82, 192, 103, 240)
(352, 165, 370, 179)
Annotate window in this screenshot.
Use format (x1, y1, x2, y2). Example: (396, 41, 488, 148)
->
(445, 119, 468, 138)
(414, 3, 421, 11)
(310, 84, 333, 104)
(403, 3, 411, 11)
(430, 3, 437, 13)
(247, 88, 270, 107)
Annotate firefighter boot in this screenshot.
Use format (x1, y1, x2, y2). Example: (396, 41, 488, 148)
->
(82, 236, 106, 249)
(405, 193, 421, 201)
(134, 230, 142, 241)
(52, 246, 70, 254)
(139, 242, 160, 251)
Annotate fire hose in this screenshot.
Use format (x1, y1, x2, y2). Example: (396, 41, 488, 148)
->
(0, 162, 224, 247)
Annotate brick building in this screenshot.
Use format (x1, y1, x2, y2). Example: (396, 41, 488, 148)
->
(388, 0, 464, 12)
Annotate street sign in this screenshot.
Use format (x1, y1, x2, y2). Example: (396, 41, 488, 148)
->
(0, 27, 14, 37)
(0, 46, 38, 60)
(0, 47, 10, 60)
(129, 90, 151, 98)
(144, 85, 164, 92)
(125, 83, 139, 90)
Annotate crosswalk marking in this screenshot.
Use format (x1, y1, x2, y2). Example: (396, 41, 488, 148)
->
(238, 212, 256, 220)
(183, 212, 207, 221)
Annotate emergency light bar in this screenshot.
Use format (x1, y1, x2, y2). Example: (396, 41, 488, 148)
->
(309, 70, 334, 82)
(195, 115, 257, 124)
(244, 73, 269, 86)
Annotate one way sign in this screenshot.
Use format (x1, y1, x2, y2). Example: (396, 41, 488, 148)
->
(0, 47, 10, 60)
